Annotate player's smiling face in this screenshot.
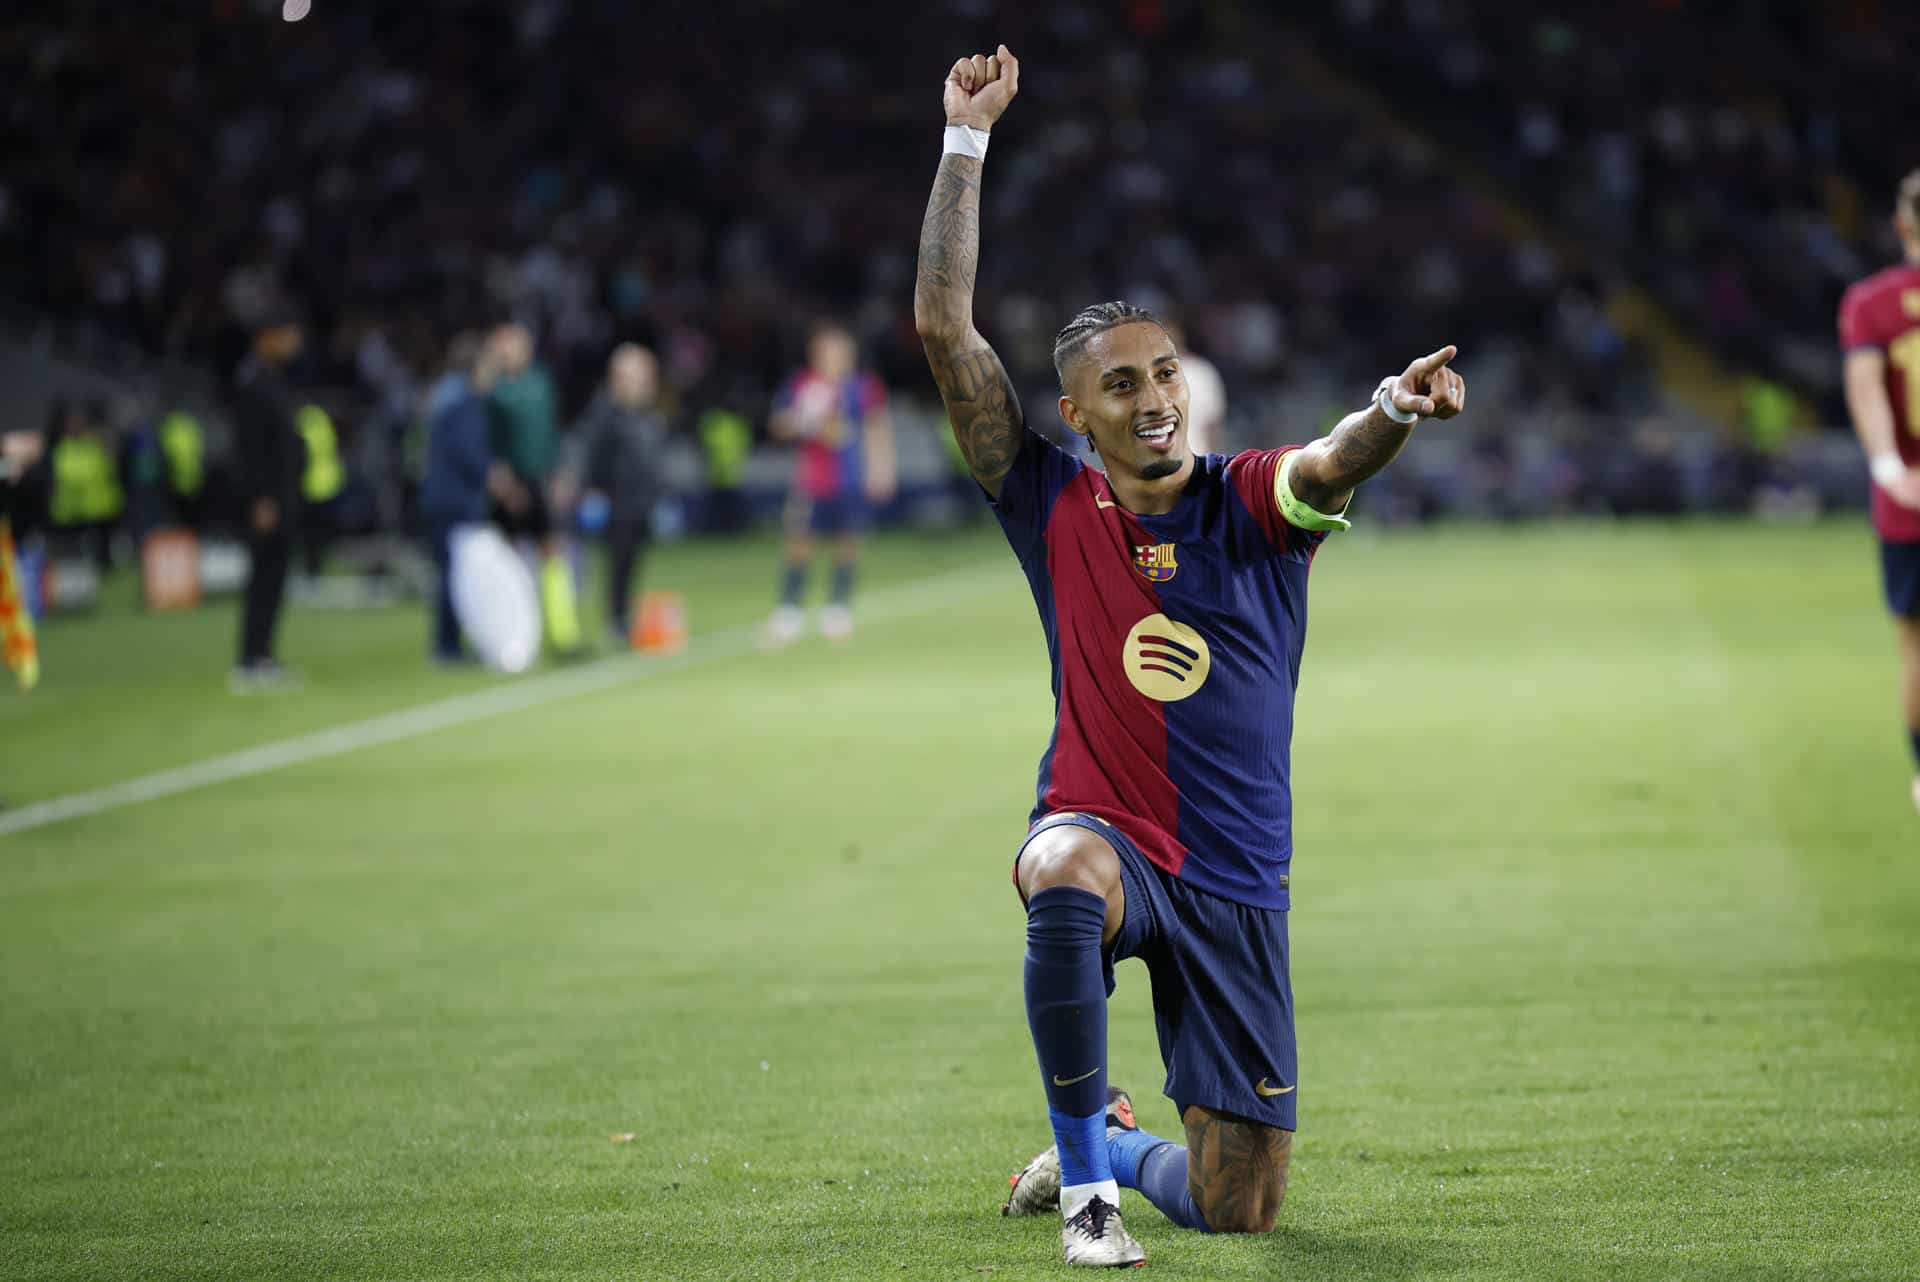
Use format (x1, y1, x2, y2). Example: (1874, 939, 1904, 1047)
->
(1059, 322, 1191, 484)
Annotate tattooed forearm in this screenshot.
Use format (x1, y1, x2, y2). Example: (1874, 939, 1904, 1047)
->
(925, 340, 1023, 483)
(1289, 404, 1416, 512)
(914, 155, 982, 336)
(1182, 1105, 1290, 1234)
(914, 154, 1024, 491)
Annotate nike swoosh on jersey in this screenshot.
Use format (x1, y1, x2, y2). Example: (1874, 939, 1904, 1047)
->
(1254, 1078, 1295, 1097)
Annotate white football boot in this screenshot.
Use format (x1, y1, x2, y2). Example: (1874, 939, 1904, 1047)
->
(1061, 1194, 1146, 1268)
(1003, 1088, 1136, 1218)
(1003, 1146, 1061, 1217)
(761, 605, 806, 649)
(818, 604, 854, 643)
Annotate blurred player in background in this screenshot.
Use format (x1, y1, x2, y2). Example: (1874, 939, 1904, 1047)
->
(1839, 168, 1920, 814)
(915, 47, 1465, 1267)
(764, 323, 896, 646)
(1165, 323, 1226, 456)
(552, 343, 666, 648)
(230, 306, 306, 693)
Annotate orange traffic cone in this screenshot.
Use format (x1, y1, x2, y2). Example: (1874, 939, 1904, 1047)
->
(631, 591, 689, 653)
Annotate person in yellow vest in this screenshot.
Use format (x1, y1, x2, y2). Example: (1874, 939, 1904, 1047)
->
(48, 400, 126, 571)
(698, 389, 752, 535)
(158, 410, 207, 530)
(295, 402, 346, 576)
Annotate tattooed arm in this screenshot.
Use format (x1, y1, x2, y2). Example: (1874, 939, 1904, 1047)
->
(1288, 345, 1467, 515)
(914, 47, 1025, 497)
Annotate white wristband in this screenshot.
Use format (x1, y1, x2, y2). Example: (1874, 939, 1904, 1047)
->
(1375, 377, 1420, 425)
(1871, 454, 1907, 488)
(943, 125, 990, 161)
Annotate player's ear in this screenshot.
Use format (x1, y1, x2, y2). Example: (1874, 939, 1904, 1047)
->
(1058, 394, 1089, 439)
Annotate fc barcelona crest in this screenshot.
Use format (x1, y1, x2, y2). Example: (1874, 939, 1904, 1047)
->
(1133, 543, 1179, 583)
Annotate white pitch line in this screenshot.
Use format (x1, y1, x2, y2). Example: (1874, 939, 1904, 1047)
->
(0, 564, 1013, 840)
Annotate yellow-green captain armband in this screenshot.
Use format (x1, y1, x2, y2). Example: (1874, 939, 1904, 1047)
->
(1276, 448, 1352, 533)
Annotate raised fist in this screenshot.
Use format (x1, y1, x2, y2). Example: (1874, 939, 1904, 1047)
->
(944, 45, 1020, 132)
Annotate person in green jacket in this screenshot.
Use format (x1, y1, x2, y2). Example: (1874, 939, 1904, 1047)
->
(485, 322, 584, 653)
(484, 322, 559, 546)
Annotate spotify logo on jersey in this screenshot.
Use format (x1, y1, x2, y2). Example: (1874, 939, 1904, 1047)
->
(1124, 614, 1212, 702)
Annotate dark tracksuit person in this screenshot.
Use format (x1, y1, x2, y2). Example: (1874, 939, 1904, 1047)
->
(553, 344, 666, 645)
(230, 313, 304, 691)
(419, 346, 501, 663)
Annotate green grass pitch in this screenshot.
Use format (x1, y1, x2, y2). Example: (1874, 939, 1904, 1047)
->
(2, 520, 1918, 1280)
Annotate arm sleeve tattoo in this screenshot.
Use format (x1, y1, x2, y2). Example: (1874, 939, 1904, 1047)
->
(914, 154, 1025, 493)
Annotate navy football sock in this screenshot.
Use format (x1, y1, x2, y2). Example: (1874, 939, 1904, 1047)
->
(778, 563, 807, 607)
(1908, 728, 1920, 770)
(1024, 886, 1114, 1199)
(830, 561, 856, 606)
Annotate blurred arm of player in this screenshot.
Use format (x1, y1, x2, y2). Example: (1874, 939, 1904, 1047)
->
(864, 406, 898, 504)
(1844, 349, 1920, 511)
(913, 45, 1026, 499)
(0, 430, 44, 480)
(769, 385, 829, 443)
(1286, 346, 1466, 516)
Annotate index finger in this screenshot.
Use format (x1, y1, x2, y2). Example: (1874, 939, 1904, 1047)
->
(1412, 345, 1458, 374)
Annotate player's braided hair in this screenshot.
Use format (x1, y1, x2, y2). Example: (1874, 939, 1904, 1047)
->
(1051, 301, 1168, 390)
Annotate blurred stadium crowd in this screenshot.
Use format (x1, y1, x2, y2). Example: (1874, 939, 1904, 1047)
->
(0, 0, 1901, 562)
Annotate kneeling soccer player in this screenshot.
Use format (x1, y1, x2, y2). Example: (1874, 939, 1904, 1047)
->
(912, 46, 1467, 1267)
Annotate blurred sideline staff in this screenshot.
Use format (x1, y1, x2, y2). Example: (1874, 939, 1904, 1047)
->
(486, 323, 558, 549)
(551, 343, 666, 647)
(418, 330, 529, 667)
(229, 305, 305, 692)
(419, 333, 522, 664)
(46, 401, 124, 569)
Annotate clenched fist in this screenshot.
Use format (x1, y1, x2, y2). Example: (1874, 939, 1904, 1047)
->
(945, 45, 1020, 132)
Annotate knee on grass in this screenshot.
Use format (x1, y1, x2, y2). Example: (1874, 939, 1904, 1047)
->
(1193, 1184, 1284, 1235)
(1183, 1107, 1291, 1234)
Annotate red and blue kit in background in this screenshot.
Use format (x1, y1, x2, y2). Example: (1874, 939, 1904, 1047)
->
(995, 429, 1334, 1129)
(779, 368, 887, 535)
(1839, 264, 1920, 615)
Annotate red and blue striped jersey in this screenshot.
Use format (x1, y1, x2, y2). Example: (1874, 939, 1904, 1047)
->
(992, 431, 1330, 909)
(778, 369, 887, 500)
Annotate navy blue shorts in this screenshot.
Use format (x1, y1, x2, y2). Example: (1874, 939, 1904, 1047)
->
(1882, 540, 1920, 618)
(786, 493, 871, 538)
(1016, 811, 1298, 1132)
